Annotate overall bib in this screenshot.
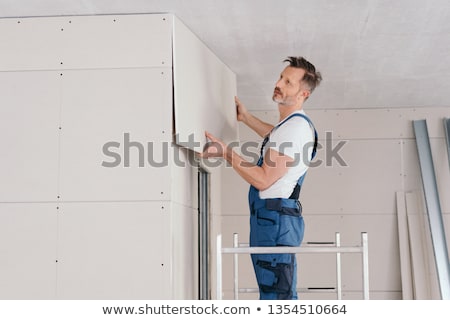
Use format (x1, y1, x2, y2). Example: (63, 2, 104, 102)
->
(248, 113, 318, 300)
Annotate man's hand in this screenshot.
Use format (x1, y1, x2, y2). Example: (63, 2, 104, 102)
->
(199, 131, 228, 159)
(235, 96, 274, 137)
(235, 96, 249, 123)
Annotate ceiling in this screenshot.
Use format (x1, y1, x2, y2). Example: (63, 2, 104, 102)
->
(1, 0, 450, 111)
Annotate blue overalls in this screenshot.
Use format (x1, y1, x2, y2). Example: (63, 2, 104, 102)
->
(248, 113, 318, 300)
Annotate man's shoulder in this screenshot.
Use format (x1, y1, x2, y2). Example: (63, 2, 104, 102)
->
(278, 114, 312, 131)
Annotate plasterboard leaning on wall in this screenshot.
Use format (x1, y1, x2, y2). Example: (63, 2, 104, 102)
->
(172, 16, 239, 153)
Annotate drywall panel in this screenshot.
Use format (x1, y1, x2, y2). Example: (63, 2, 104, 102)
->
(0, 14, 172, 71)
(59, 14, 172, 70)
(244, 108, 449, 142)
(0, 17, 62, 71)
(57, 202, 170, 299)
(306, 108, 449, 140)
(396, 192, 414, 299)
(405, 192, 434, 299)
(0, 71, 60, 202)
(302, 139, 403, 215)
(0, 204, 57, 299)
(58, 68, 172, 201)
(173, 17, 238, 153)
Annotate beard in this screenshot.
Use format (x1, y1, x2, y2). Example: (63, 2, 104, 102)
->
(272, 88, 284, 103)
(272, 86, 303, 106)
(273, 91, 296, 106)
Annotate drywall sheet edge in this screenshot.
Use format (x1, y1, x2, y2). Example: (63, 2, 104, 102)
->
(396, 191, 414, 299)
(172, 16, 238, 153)
(405, 192, 432, 299)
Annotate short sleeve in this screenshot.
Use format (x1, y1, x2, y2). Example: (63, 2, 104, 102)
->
(266, 116, 314, 163)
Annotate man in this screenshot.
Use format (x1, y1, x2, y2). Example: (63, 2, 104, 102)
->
(201, 56, 322, 299)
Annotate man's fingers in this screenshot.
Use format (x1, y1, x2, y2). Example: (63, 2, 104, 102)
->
(202, 141, 214, 152)
(205, 131, 218, 142)
(202, 131, 227, 159)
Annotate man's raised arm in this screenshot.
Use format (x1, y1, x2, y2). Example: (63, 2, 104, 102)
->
(235, 96, 274, 137)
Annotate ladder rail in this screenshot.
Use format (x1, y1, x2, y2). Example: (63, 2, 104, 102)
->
(216, 232, 369, 300)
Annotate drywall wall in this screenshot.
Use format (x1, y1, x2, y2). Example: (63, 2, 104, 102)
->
(0, 13, 232, 299)
(0, 14, 174, 299)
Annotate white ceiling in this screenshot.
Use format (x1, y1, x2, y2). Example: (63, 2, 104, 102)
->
(1, 0, 450, 111)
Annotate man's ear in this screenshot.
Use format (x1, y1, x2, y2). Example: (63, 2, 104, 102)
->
(299, 88, 311, 100)
(304, 90, 311, 99)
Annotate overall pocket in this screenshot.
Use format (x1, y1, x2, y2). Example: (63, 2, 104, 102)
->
(250, 209, 280, 246)
(277, 214, 304, 246)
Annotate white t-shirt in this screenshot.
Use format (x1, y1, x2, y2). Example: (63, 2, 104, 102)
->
(259, 110, 315, 199)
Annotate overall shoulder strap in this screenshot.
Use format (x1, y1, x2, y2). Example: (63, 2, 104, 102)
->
(271, 113, 319, 200)
(275, 113, 318, 161)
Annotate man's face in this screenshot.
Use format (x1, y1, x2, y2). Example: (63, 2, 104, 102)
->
(272, 66, 309, 106)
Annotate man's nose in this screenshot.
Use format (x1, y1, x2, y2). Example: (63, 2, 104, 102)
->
(275, 78, 284, 89)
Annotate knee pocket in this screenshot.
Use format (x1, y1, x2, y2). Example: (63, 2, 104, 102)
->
(253, 254, 295, 299)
